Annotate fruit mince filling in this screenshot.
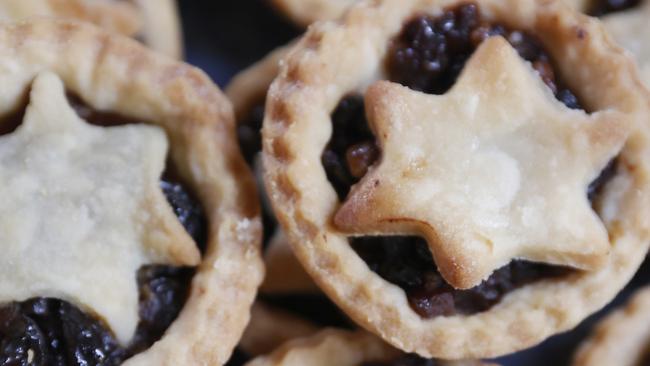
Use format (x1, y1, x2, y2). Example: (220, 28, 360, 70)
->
(588, 0, 643, 16)
(0, 96, 208, 365)
(323, 3, 617, 319)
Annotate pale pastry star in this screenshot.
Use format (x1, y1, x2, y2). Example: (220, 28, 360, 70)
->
(335, 37, 628, 289)
(0, 72, 200, 344)
(602, 1, 650, 86)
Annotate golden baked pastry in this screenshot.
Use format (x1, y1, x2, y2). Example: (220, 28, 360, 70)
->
(0, 19, 262, 365)
(263, 0, 650, 359)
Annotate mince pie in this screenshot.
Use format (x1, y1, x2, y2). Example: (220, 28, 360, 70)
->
(244, 328, 492, 366)
(0, 0, 182, 58)
(572, 287, 650, 366)
(263, 0, 650, 359)
(269, 0, 356, 27)
(0, 20, 263, 365)
(573, 0, 650, 87)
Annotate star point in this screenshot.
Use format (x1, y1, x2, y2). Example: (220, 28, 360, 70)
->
(335, 37, 629, 289)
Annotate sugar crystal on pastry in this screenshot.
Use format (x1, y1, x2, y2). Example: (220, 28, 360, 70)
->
(0, 72, 200, 344)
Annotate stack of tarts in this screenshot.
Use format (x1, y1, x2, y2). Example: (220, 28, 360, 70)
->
(0, 0, 650, 365)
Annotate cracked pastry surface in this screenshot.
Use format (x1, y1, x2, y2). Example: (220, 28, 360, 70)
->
(0, 0, 182, 58)
(572, 287, 650, 366)
(263, 0, 650, 359)
(0, 19, 263, 365)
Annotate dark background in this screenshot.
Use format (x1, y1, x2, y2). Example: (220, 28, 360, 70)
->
(178, 1, 650, 365)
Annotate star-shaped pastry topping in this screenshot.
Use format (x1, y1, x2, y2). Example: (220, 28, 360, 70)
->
(0, 72, 200, 344)
(602, 1, 650, 86)
(335, 37, 628, 289)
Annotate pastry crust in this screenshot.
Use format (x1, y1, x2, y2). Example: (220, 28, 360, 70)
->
(227, 43, 292, 122)
(245, 329, 397, 366)
(0, 0, 182, 58)
(262, 230, 321, 294)
(263, 0, 650, 359)
(239, 302, 321, 357)
(0, 19, 263, 365)
(245, 328, 491, 366)
(599, 1, 650, 87)
(227, 44, 320, 295)
(563, 1, 650, 87)
(572, 287, 650, 366)
(269, 0, 356, 27)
